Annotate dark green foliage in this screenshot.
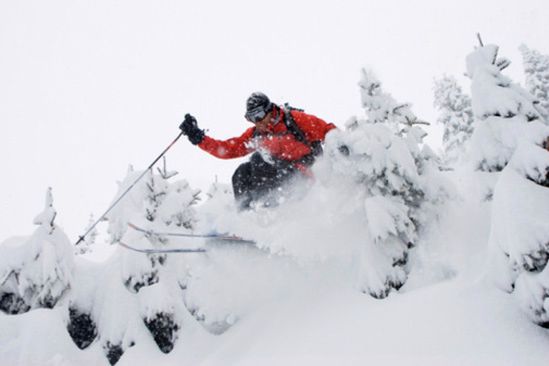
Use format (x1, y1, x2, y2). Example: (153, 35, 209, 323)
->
(521, 248, 549, 273)
(144, 312, 179, 353)
(104, 342, 124, 365)
(67, 307, 97, 349)
(124, 270, 159, 293)
(0, 292, 29, 314)
(39, 294, 56, 309)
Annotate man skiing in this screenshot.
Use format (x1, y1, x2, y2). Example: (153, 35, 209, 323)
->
(180, 92, 336, 209)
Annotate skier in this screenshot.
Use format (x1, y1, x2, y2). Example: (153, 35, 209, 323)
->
(180, 92, 336, 209)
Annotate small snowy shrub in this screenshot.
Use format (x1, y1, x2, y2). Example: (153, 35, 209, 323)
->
(0, 188, 73, 314)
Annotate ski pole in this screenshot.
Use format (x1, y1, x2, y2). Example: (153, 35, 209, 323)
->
(74, 131, 185, 246)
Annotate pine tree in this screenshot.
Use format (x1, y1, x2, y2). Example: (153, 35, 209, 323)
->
(107, 163, 200, 243)
(467, 43, 549, 327)
(433, 75, 474, 165)
(115, 168, 194, 356)
(0, 188, 73, 314)
(519, 44, 549, 121)
(358, 68, 421, 133)
(466, 44, 543, 173)
(324, 69, 449, 299)
(489, 133, 549, 327)
(66, 165, 202, 363)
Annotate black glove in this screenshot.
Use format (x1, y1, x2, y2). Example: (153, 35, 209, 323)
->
(179, 114, 205, 145)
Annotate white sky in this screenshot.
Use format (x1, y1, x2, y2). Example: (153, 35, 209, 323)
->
(1, 0, 548, 241)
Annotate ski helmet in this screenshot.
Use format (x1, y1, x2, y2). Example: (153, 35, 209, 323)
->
(245, 92, 273, 122)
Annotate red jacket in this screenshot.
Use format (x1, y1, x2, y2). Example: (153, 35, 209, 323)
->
(198, 108, 336, 163)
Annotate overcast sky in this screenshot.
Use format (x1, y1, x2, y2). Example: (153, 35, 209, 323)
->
(1, 0, 548, 241)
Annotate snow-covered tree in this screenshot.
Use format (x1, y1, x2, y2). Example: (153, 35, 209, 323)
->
(520, 44, 549, 121)
(489, 132, 549, 327)
(108, 166, 200, 293)
(464, 44, 547, 202)
(66, 165, 202, 363)
(433, 75, 474, 165)
(469, 43, 549, 327)
(107, 165, 200, 243)
(466, 44, 544, 173)
(323, 69, 449, 299)
(0, 187, 73, 314)
(115, 166, 199, 357)
(357, 68, 421, 133)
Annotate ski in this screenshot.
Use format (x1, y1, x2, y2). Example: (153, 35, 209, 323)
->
(118, 241, 207, 254)
(128, 222, 256, 245)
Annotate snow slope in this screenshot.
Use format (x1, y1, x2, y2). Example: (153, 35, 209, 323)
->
(2, 185, 548, 366)
(198, 280, 548, 366)
(2, 266, 548, 365)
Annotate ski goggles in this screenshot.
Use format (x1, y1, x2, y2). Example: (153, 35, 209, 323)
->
(245, 107, 268, 123)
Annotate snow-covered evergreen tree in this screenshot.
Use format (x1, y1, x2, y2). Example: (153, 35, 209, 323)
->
(433, 75, 474, 165)
(469, 43, 549, 327)
(322, 69, 449, 299)
(107, 165, 200, 243)
(489, 132, 549, 327)
(357, 68, 421, 133)
(465, 44, 547, 202)
(520, 44, 549, 121)
(466, 44, 544, 173)
(0, 187, 73, 314)
(116, 166, 199, 357)
(66, 165, 202, 363)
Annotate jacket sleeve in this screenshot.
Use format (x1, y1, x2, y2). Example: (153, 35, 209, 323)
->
(292, 111, 337, 142)
(198, 127, 255, 159)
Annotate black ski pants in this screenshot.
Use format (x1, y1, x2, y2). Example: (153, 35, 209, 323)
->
(232, 153, 297, 210)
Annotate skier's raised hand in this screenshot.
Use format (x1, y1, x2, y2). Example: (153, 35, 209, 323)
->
(179, 114, 205, 145)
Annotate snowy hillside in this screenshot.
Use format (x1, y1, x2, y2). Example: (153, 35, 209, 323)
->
(2, 193, 549, 366)
(2, 42, 549, 366)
